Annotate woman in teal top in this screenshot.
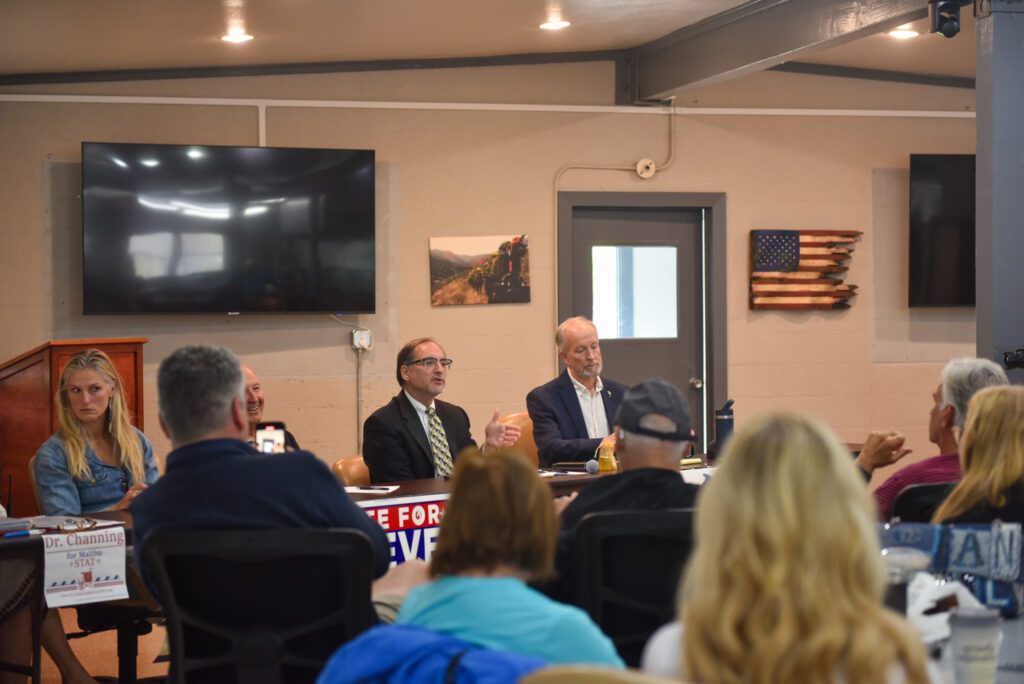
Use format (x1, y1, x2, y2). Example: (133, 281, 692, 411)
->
(395, 448, 623, 668)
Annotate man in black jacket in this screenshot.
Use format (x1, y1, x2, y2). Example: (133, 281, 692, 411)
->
(547, 378, 700, 602)
(362, 337, 520, 483)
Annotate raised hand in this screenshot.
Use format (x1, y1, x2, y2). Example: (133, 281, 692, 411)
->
(484, 409, 521, 448)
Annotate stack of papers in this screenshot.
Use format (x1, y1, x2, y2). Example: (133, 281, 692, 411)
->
(0, 518, 32, 533)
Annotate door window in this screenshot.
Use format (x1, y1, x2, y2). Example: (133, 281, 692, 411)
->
(592, 245, 678, 339)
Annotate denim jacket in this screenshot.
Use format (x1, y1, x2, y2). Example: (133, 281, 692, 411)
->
(33, 428, 159, 515)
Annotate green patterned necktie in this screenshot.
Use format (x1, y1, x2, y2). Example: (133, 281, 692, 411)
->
(427, 406, 454, 478)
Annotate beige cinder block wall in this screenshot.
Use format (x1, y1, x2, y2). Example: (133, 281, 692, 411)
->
(0, 64, 975, 481)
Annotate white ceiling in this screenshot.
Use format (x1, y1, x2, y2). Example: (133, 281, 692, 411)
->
(0, 0, 747, 74)
(0, 0, 975, 84)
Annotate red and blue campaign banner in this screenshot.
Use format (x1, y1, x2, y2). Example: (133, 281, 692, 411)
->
(358, 494, 449, 566)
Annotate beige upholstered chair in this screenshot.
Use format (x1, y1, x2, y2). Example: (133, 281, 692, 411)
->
(520, 665, 680, 684)
(499, 411, 537, 467)
(332, 455, 371, 487)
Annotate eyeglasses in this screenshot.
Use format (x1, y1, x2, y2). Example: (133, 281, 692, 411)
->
(58, 517, 98, 532)
(404, 357, 453, 369)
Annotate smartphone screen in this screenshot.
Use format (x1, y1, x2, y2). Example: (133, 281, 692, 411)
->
(255, 421, 287, 454)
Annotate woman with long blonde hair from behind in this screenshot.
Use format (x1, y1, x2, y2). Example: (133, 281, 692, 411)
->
(642, 412, 937, 684)
(933, 385, 1024, 524)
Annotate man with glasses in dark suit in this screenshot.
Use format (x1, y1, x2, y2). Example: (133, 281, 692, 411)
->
(362, 337, 520, 483)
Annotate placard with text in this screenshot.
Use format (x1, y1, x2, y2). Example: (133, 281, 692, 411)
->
(43, 527, 129, 607)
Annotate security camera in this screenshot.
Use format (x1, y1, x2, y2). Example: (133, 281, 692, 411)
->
(929, 0, 963, 38)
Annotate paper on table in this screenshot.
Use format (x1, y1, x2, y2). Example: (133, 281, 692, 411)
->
(0, 518, 32, 532)
(907, 572, 986, 645)
(538, 470, 590, 477)
(681, 467, 715, 486)
(345, 485, 400, 495)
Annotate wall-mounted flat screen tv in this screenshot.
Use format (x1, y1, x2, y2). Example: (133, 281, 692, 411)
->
(82, 142, 375, 314)
(908, 153, 975, 307)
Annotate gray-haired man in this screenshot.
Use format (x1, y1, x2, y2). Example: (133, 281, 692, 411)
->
(862, 357, 1008, 519)
(133, 344, 390, 593)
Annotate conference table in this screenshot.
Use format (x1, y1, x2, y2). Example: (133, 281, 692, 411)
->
(82, 469, 617, 559)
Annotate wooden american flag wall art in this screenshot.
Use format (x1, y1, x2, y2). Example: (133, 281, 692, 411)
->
(749, 229, 862, 310)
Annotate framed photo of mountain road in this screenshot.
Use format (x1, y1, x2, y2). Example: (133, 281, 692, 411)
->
(749, 229, 861, 310)
(429, 235, 530, 306)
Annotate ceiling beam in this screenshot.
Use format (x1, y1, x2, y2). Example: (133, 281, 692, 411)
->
(0, 50, 624, 87)
(769, 62, 976, 89)
(630, 0, 929, 102)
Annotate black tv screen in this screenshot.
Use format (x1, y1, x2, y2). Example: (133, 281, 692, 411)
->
(82, 142, 375, 314)
(908, 154, 975, 307)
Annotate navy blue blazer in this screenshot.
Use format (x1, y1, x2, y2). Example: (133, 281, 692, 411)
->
(526, 370, 628, 467)
(363, 392, 476, 483)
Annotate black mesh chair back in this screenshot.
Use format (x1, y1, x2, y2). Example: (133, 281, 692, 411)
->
(892, 482, 957, 523)
(142, 528, 376, 684)
(573, 509, 695, 667)
(0, 536, 44, 683)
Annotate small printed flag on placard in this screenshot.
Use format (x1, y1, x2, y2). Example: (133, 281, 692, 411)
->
(749, 229, 861, 310)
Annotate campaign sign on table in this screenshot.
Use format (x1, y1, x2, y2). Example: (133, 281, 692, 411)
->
(358, 494, 448, 565)
(43, 527, 129, 607)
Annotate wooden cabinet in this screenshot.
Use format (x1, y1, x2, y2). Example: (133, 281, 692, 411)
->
(0, 338, 146, 516)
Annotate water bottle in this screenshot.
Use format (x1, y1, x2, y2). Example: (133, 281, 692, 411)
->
(709, 399, 734, 460)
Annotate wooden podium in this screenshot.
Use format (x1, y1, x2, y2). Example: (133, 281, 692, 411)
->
(0, 338, 147, 517)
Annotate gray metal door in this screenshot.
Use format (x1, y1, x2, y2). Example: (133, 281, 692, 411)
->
(558, 193, 726, 451)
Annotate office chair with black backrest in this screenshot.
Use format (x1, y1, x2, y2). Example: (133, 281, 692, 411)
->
(142, 528, 376, 684)
(892, 482, 957, 523)
(573, 509, 695, 668)
(0, 536, 45, 684)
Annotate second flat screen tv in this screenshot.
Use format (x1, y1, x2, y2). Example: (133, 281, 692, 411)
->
(82, 142, 375, 314)
(908, 153, 975, 307)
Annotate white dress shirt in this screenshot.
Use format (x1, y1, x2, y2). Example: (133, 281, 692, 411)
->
(568, 371, 609, 440)
(404, 390, 435, 439)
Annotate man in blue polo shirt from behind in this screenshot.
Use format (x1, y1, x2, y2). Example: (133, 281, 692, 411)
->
(133, 344, 390, 592)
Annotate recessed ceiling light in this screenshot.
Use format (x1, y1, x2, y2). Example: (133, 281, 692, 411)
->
(187, 149, 205, 159)
(221, 31, 254, 43)
(140, 159, 160, 168)
(540, 20, 570, 30)
(888, 25, 919, 39)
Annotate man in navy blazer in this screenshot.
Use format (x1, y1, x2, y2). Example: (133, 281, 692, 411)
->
(527, 317, 628, 467)
(363, 337, 520, 483)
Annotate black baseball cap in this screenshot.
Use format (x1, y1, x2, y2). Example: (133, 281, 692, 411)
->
(615, 378, 692, 441)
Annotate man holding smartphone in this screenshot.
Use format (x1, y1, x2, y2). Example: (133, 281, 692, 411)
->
(133, 345, 391, 594)
(242, 364, 300, 452)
